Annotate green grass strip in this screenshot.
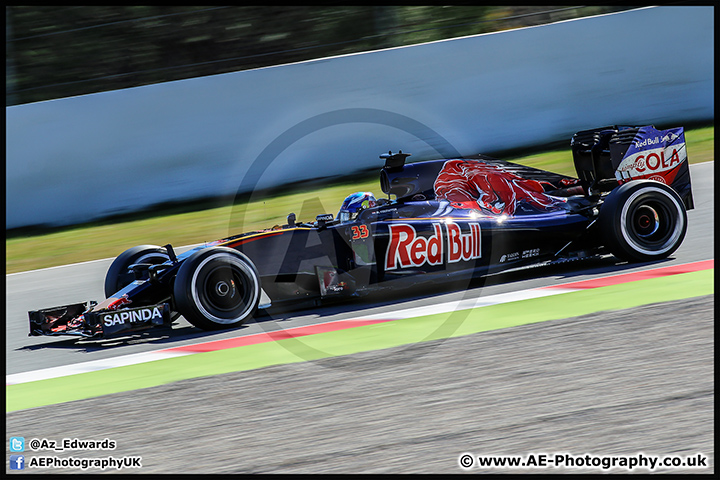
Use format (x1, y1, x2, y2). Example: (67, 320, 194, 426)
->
(6, 269, 713, 412)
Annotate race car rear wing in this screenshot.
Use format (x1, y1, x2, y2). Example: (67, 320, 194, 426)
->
(571, 125, 694, 210)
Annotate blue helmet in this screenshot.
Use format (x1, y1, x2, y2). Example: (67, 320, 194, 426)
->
(338, 192, 376, 223)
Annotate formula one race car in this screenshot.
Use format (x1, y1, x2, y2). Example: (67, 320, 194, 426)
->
(29, 124, 693, 339)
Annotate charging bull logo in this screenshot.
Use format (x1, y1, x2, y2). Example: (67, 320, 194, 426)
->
(386, 222, 481, 270)
(433, 160, 565, 216)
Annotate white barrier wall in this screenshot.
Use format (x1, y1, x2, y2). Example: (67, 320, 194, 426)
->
(5, 6, 713, 229)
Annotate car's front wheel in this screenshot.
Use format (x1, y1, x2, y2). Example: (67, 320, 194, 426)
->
(173, 247, 261, 330)
(104, 245, 170, 297)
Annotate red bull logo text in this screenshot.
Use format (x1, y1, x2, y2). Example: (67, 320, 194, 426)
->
(386, 222, 481, 270)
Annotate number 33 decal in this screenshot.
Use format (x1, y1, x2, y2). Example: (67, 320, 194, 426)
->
(351, 225, 369, 239)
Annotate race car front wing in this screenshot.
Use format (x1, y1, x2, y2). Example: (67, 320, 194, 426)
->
(29, 302, 172, 338)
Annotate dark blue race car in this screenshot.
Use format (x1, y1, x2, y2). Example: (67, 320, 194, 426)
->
(30, 124, 693, 339)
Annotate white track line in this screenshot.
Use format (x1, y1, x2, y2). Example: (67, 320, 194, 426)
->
(359, 287, 579, 321)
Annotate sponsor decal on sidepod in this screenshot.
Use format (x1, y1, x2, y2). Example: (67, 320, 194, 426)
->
(386, 221, 481, 270)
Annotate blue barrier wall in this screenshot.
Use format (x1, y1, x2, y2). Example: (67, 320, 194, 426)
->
(6, 6, 713, 228)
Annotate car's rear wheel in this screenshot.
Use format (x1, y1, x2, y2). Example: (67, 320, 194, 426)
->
(599, 180, 687, 262)
(173, 247, 260, 330)
(104, 245, 170, 297)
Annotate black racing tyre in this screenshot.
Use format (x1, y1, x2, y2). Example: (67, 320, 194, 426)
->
(599, 180, 687, 262)
(173, 247, 261, 330)
(104, 245, 170, 297)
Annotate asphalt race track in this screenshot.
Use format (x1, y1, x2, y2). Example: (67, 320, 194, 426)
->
(6, 161, 714, 473)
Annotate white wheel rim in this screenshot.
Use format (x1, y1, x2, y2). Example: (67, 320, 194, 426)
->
(619, 186, 684, 257)
(190, 252, 259, 324)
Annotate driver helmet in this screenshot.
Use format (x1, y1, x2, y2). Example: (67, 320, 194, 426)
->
(338, 192, 376, 223)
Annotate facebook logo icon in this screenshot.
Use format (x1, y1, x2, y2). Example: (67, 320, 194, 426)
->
(10, 455, 25, 470)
